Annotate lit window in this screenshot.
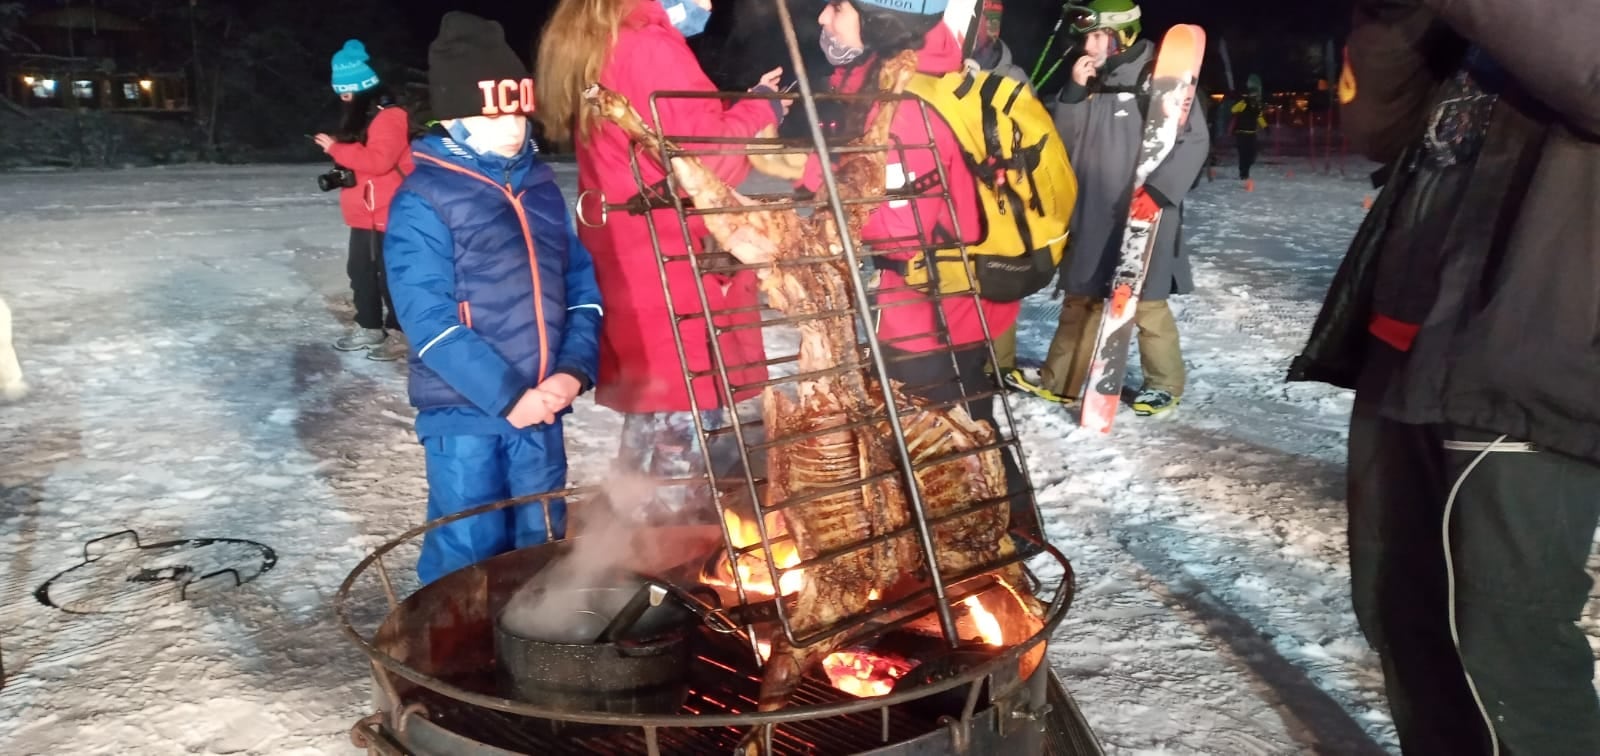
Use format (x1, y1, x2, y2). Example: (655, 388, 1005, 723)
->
(139, 79, 153, 91)
(73, 80, 95, 99)
(123, 83, 138, 100)
(33, 79, 57, 98)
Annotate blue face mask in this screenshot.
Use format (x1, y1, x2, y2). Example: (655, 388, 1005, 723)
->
(661, 0, 711, 38)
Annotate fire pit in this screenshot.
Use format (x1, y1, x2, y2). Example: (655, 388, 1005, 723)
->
(335, 491, 1099, 755)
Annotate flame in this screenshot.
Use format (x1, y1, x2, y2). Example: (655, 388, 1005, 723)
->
(822, 651, 913, 698)
(706, 510, 804, 597)
(964, 595, 1004, 647)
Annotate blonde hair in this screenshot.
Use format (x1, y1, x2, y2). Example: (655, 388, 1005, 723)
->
(535, 0, 636, 145)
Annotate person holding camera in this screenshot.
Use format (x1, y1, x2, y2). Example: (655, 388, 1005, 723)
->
(314, 39, 414, 361)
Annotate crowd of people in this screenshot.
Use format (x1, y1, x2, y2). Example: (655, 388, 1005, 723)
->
(301, 1, 1597, 753)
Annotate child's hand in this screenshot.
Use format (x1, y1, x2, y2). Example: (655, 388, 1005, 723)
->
(533, 373, 583, 413)
(313, 133, 336, 152)
(506, 389, 556, 429)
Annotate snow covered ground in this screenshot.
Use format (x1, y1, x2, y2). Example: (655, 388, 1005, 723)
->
(1, 159, 1594, 755)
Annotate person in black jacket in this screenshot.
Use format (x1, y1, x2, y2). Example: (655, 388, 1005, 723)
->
(1228, 84, 1266, 185)
(1290, 1, 1600, 753)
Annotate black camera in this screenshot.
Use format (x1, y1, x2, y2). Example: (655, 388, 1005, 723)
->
(317, 166, 357, 192)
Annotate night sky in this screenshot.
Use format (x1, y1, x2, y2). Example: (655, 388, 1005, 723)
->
(387, 0, 1353, 92)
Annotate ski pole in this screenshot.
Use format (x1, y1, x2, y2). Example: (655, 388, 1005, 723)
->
(1035, 57, 1068, 90)
(1029, 14, 1067, 83)
(1031, 3, 1087, 86)
(1036, 35, 1084, 91)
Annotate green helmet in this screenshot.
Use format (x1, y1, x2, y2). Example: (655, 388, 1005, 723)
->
(1086, 0, 1141, 42)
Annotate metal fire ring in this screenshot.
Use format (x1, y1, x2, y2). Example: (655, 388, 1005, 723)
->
(333, 488, 1077, 729)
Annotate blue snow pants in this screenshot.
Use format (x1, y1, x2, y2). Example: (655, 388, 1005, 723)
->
(416, 424, 568, 584)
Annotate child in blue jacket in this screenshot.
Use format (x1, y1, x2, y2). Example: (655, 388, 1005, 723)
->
(385, 12, 602, 584)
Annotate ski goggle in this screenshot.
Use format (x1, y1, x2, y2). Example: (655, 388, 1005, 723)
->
(1062, 5, 1102, 33)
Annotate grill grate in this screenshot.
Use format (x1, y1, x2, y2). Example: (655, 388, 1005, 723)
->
(405, 631, 946, 755)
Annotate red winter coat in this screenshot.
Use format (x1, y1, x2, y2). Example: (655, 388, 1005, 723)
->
(327, 105, 415, 232)
(809, 26, 1021, 354)
(576, 1, 779, 414)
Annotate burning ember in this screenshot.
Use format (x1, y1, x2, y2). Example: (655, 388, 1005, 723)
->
(705, 510, 804, 596)
(815, 595, 1006, 698)
(822, 651, 913, 698)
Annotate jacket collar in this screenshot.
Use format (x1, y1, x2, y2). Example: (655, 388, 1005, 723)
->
(415, 126, 548, 186)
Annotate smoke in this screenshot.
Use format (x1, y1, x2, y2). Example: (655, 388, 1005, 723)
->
(497, 472, 712, 643)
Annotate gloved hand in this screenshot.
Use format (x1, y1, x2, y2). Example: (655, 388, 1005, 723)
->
(1129, 186, 1161, 220)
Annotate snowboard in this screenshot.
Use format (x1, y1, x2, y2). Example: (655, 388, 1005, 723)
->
(1079, 24, 1207, 434)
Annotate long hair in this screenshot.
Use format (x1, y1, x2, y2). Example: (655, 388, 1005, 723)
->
(834, 3, 940, 134)
(535, 0, 635, 146)
(335, 85, 396, 143)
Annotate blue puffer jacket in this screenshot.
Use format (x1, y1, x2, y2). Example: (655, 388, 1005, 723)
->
(385, 128, 602, 438)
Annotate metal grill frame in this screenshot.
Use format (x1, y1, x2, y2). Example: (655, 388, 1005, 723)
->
(615, 0, 1052, 654)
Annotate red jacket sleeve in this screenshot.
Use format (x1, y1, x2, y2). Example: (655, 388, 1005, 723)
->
(327, 107, 411, 175)
(615, 26, 777, 185)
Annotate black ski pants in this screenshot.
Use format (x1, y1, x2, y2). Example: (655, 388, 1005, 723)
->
(1236, 132, 1258, 180)
(348, 228, 399, 331)
(1348, 343, 1600, 755)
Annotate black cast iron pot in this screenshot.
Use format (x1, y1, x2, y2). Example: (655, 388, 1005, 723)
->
(494, 582, 696, 705)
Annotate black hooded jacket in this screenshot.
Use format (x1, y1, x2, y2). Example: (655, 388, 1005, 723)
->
(1289, 0, 1600, 464)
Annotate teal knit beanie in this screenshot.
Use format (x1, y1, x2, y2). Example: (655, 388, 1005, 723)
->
(331, 40, 381, 94)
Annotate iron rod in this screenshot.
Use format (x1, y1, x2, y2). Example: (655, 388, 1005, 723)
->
(642, 91, 773, 660)
(373, 553, 398, 613)
(624, 145, 764, 657)
(771, 0, 960, 648)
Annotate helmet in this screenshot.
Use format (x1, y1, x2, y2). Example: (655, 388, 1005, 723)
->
(1085, 0, 1141, 45)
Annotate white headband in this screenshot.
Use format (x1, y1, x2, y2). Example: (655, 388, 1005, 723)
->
(1098, 7, 1141, 27)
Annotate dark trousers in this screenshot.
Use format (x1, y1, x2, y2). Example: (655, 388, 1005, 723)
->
(348, 228, 399, 331)
(884, 345, 1037, 537)
(1235, 133, 1258, 180)
(1349, 346, 1600, 755)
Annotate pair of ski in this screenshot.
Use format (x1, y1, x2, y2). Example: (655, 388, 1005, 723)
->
(1076, 24, 1206, 433)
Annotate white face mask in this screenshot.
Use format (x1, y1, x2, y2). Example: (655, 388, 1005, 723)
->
(820, 28, 864, 67)
(447, 117, 528, 158)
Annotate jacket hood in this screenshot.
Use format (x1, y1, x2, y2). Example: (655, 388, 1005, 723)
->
(625, 0, 673, 32)
(1100, 39, 1154, 88)
(831, 24, 966, 93)
(914, 23, 965, 74)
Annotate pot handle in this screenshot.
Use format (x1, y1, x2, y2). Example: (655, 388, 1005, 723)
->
(639, 577, 743, 636)
(595, 582, 669, 644)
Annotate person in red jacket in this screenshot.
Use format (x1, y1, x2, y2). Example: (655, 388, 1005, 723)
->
(809, 0, 1025, 488)
(536, 0, 786, 519)
(315, 39, 415, 362)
